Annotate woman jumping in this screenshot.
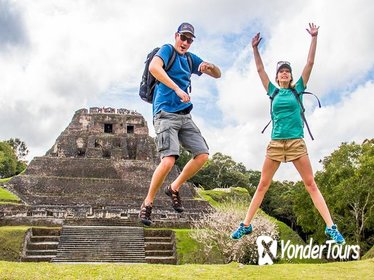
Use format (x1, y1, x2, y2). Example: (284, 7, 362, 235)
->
(230, 23, 345, 245)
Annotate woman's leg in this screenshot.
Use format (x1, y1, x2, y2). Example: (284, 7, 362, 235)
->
(243, 157, 281, 225)
(292, 155, 333, 227)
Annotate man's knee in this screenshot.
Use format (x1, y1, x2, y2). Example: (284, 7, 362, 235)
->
(195, 153, 209, 163)
(160, 156, 176, 170)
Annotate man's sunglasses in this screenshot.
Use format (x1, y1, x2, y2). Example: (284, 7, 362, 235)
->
(178, 33, 194, 44)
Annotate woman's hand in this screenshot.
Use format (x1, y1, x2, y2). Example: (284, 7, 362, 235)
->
(306, 22, 319, 37)
(252, 32, 262, 48)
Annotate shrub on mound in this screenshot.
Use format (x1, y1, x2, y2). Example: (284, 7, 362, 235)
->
(191, 205, 278, 264)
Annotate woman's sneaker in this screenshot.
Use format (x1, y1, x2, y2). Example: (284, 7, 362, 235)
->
(325, 224, 346, 245)
(230, 223, 253, 240)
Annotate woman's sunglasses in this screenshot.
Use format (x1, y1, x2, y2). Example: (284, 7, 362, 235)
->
(178, 33, 194, 44)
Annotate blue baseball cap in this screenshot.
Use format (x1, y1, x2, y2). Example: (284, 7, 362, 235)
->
(177, 22, 195, 38)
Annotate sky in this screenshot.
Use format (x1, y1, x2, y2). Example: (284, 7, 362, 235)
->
(1, 0, 373, 182)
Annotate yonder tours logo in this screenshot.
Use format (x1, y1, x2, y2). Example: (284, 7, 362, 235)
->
(256, 235, 360, 265)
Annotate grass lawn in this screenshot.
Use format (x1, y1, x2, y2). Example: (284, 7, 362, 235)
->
(0, 178, 11, 184)
(0, 187, 21, 204)
(174, 228, 201, 264)
(0, 226, 29, 261)
(0, 259, 373, 280)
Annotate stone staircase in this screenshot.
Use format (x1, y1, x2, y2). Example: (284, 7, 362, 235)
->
(52, 226, 146, 263)
(144, 229, 177, 265)
(21, 226, 178, 264)
(63, 218, 137, 227)
(22, 228, 61, 262)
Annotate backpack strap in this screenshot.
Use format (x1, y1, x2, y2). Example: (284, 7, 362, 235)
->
(185, 52, 193, 72)
(164, 44, 193, 73)
(261, 89, 280, 134)
(290, 89, 321, 140)
(261, 88, 322, 140)
(185, 52, 193, 93)
(153, 44, 177, 90)
(164, 44, 177, 71)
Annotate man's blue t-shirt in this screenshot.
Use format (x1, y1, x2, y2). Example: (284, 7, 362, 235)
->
(152, 44, 203, 116)
(267, 77, 306, 139)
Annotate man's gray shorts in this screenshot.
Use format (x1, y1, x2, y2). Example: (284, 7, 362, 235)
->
(153, 110, 209, 158)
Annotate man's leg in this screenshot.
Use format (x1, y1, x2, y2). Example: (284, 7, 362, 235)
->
(144, 156, 176, 205)
(164, 153, 208, 213)
(163, 153, 208, 213)
(165, 115, 209, 212)
(139, 156, 175, 226)
(140, 111, 181, 225)
(171, 153, 208, 192)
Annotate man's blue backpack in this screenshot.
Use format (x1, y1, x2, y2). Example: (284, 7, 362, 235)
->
(262, 88, 321, 140)
(139, 44, 192, 103)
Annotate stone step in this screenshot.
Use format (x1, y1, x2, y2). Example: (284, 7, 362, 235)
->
(145, 256, 177, 265)
(58, 238, 144, 242)
(54, 252, 144, 259)
(26, 249, 58, 256)
(53, 259, 146, 263)
(145, 242, 174, 251)
(30, 236, 60, 243)
(63, 219, 136, 226)
(144, 229, 174, 237)
(27, 242, 59, 250)
(59, 230, 143, 234)
(32, 228, 61, 236)
(145, 250, 175, 257)
(21, 256, 57, 262)
(58, 243, 144, 247)
(10, 171, 203, 206)
(53, 226, 146, 263)
(25, 157, 157, 179)
(144, 236, 172, 243)
(58, 242, 144, 248)
(55, 258, 146, 261)
(59, 233, 145, 237)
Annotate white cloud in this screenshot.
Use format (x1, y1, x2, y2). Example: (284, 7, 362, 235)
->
(0, 0, 373, 183)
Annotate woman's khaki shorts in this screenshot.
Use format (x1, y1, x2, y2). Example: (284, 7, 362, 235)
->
(266, 139, 308, 162)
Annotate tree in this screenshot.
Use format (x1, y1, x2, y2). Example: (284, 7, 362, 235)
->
(195, 153, 249, 189)
(176, 150, 250, 190)
(6, 138, 29, 160)
(0, 141, 18, 178)
(261, 180, 299, 230)
(293, 141, 374, 251)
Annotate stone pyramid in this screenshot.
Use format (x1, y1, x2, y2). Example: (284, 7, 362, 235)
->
(6, 108, 211, 226)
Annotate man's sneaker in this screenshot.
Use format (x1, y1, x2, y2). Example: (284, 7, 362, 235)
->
(325, 224, 346, 245)
(139, 202, 153, 226)
(230, 223, 253, 240)
(165, 185, 184, 213)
